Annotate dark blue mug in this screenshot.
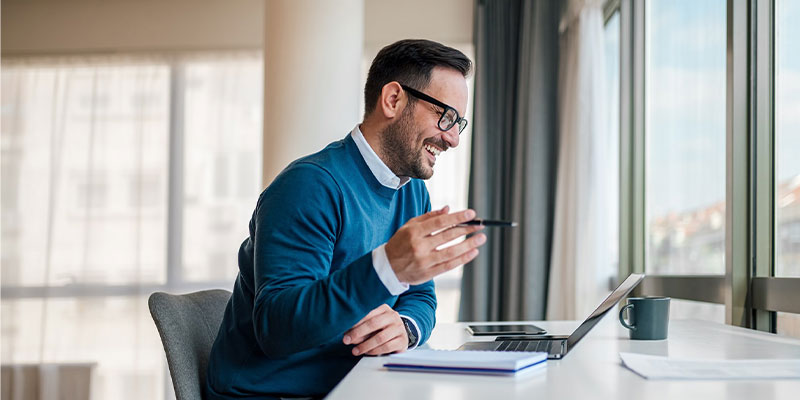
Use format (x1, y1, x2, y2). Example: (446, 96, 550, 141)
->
(618, 296, 670, 340)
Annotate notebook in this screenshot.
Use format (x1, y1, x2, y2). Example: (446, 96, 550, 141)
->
(383, 349, 547, 376)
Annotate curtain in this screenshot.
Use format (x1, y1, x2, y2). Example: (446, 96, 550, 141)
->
(546, 0, 614, 320)
(0, 53, 262, 400)
(1, 55, 171, 400)
(459, 0, 561, 321)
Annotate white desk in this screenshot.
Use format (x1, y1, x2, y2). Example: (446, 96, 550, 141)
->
(327, 316, 800, 399)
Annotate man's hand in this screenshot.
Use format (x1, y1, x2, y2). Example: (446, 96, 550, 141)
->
(342, 304, 407, 356)
(385, 206, 486, 285)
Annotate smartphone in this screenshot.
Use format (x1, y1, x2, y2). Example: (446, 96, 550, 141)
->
(466, 324, 547, 336)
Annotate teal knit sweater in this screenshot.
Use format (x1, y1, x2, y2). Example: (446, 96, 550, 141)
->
(206, 134, 436, 399)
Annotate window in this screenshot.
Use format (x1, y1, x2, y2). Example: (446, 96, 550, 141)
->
(775, 0, 800, 338)
(1, 59, 171, 287)
(1, 52, 263, 400)
(644, 0, 727, 276)
(623, 0, 800, 336)
(180, 56, 263, 282)
(775, 0, 800, 279)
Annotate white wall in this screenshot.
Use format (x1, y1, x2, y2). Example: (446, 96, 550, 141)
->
(1, 0, 265, 53)
(364, 0, 474, 49)
(2, 0, 472, 54)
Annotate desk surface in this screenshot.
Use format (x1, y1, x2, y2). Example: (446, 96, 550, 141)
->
(327, 317, 800, 399)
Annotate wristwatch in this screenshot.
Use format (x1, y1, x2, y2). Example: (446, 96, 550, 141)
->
(401, 317, 417, 348)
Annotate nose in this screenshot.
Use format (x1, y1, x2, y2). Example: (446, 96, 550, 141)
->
(443, 126, 460, 148)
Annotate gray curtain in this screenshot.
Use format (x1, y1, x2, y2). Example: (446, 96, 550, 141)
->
(459, 0, 560, 321)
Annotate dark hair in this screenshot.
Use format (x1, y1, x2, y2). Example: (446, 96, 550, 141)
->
(363, 39, 472, 117)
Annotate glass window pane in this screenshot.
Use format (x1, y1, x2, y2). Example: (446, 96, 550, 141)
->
(776, 0, 800, 278)
(644, 0, 727, 275)
(1, 58, 170, 286)
(181, 53, 263, 282)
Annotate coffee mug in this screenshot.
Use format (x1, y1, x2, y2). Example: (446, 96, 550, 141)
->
(618, 296, 670, 340)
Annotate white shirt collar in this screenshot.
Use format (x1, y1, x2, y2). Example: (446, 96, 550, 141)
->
(350, 125, 411, 190)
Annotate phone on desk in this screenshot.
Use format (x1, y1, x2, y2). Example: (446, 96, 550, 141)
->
(466, 324, 547, 336)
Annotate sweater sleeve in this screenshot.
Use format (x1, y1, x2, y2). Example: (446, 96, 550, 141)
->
(392, 281, 437, 346)
(250, 163, 394, 358)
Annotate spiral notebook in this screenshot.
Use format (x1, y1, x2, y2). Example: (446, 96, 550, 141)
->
(384, 349, 547, 376)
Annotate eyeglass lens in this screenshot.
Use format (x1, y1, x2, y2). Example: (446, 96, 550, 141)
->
(438, 108, 467, 133)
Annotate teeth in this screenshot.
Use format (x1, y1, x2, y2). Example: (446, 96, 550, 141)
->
(425, 144, 441, 157)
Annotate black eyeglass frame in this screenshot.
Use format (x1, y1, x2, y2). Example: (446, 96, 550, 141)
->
(400, 84, 468, 134)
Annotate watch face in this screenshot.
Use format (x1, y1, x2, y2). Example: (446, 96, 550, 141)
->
(403, 319, 417, 346)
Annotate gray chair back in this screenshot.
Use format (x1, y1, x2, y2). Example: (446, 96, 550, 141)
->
(148, 289, 231, 400)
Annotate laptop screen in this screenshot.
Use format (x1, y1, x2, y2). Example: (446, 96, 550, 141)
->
(566, 273, 645, 349)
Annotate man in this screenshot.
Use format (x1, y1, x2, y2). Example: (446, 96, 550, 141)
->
(206, 39, 486, 399)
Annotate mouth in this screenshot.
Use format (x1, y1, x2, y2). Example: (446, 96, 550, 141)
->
(424, 144, 443, 164)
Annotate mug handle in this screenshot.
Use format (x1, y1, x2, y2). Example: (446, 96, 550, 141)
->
(619, 304, 636, 330)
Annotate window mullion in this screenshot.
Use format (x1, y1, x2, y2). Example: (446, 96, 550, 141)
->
(618, 0, 646, 282)
(725, 0, 752, 328)
(166, 60, 186, 289)
(752, 0, 777, 332)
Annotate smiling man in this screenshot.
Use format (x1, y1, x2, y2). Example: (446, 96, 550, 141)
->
(205, 39, 485, 399)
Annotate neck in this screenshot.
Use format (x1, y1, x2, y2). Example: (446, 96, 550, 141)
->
(358, 119, 389, 166)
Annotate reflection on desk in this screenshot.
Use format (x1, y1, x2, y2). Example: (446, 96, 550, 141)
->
(327, 317, 800, 400)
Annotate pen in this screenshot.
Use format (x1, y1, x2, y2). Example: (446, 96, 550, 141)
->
(459, 219, 518, 227)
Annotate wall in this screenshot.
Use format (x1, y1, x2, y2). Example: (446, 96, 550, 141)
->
(2, 0, 473, 54)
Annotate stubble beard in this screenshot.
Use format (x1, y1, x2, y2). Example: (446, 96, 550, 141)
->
(380, 105, 433, 180)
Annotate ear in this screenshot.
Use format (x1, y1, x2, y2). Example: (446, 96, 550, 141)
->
(378, 81, 406, 119)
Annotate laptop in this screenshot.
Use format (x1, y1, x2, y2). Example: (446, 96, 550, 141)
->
(457, 273, 645, 359)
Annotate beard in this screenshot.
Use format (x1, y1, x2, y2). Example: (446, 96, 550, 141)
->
(379, 105, 447, 180)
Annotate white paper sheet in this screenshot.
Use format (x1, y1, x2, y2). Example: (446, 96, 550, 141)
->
(619, 352, 800, 380)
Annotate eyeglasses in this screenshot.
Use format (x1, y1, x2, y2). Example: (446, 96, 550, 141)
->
(400, 84, 468, 134)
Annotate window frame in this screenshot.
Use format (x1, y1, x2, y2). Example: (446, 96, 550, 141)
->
(618, 0, 800, 332)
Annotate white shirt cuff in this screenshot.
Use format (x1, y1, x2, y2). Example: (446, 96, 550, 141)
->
(372, 243, 409, 296)
(399, 315, 422, 350)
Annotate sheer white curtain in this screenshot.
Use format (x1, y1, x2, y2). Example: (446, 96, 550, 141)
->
(1, 52, 262, 400)
(547, 0, 615, 320)
(1, 55, 171, 400)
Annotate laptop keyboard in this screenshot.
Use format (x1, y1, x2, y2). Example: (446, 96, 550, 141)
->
(496, 340, 551, 352)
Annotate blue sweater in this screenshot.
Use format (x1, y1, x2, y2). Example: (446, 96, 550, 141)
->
(206, 135, 436, 399)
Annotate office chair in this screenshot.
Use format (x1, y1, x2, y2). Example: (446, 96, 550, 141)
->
(148, 289, 231, 400)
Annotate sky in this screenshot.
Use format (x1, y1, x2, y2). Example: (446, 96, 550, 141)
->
(644, 0, 800, 218)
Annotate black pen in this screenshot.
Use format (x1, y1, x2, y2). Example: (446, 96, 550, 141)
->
(459, 219, 518, 227)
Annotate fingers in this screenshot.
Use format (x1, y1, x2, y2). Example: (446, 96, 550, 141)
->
(429, 246, 481, 276)
(351, 303, 388, 328)
(386, 207, 487, 285)
(343, 305, 394, 345)
(428, 225, 484, 250)
(364, 336, 407, 356)
(342, 304, 407, 356)
(418, 209, 476, 235)
(429, 233, 486, 266)
(352, 324, 406, 356)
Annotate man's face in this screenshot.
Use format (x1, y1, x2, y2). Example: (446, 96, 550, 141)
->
(380, 67, 468, 180)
